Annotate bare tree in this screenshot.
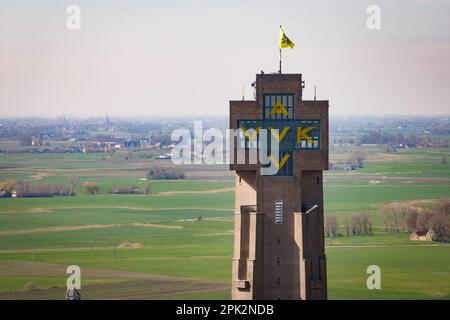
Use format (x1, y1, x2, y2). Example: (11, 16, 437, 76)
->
(343, 218, 351, 236)
(68, 177, 79, 196)
(383, 205, 401, 233)
(417, 209, 433, 231)
(144, 181, 151, 195)
(382, 212, 389, 232)
(350, 150, 368, 168)
(404, 206, 418, 233)
(351, 215, 362, 235)
(325, 215, 338, 237)
(430, 199, 450, 242)
(361, 214, 371, 235)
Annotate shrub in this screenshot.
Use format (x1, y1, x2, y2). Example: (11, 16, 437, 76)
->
(25, 282, 36, 291)
(109, 185, 140, 194)
(146, 167, 185, 180)
(0, 179, 17, 194)
(83, 182, 99, 194)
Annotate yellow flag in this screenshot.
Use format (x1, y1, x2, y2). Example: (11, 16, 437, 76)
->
(279, 25, 295, 49)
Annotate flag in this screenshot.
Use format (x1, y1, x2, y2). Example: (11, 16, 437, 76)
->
(279, 25, 295, 49)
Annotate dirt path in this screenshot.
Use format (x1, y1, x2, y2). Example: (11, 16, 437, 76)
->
(0, 261, 193, 281)
(0, 222, 186, 236)
(130, 222, 183, 229)
(326, 243, 450, 248)
(0, 224, 117, 235)
(158, 187, 234, 195)
(0, 206, 232, 216)
(325, 174, 450, 184)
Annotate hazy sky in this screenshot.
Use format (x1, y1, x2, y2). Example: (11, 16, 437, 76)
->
(1, 0, 449, 117)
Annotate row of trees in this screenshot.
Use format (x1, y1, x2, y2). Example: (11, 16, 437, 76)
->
(358, 131, 449, 147)
(0, 180, 74, 198)
(0, 178, 80, 198)
(325, 200, 449, 242)
(108, 183, 151, 195)
(325, 214, 373, 238)
(0, 178, 151, 197)
(382, 200, 450, 242)
(81, 182, 152, 195)
(1, 166, 183, 198)
(147, 168, 185, 180)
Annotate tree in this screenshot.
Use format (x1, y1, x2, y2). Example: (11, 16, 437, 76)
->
(68, 177, 79, 195)
(350, 149, 368, 168)
(82, 182, 99, 194)
(382, 212, 389, 232)
(430, 199, 450, 242)
(16, 181, 30, 197)
(351, 215, 362, 235)
(144, 180, 151, 195)
(416, 209, 433, 231)
(405, 207, 418, 233)
(343, 218, 351, 236)
(384, 205, 401, 233)
(19, 134, 32, 146)
(325, 215, 338, 237)
(361, 214, 371, 235)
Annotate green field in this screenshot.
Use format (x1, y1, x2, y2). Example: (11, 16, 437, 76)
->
(0, 146, 449, 299)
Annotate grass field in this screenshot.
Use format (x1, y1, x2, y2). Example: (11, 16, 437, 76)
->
(0, 146, 449, 299)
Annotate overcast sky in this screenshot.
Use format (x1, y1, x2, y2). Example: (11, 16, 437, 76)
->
(1, 0, 449, 117)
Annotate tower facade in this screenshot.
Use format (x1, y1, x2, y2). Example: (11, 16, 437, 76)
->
(230, 72, 328, 300)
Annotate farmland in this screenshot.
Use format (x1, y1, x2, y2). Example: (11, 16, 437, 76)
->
(0, 145, 449, 299)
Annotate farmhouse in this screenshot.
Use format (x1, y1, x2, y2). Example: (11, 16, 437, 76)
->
(410, 228, 435, 241)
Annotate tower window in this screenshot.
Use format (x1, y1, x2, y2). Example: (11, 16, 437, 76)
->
(277, 257, 281, 265)
(276, 236, 280, 245)
(276, 277, 280, 286)
(263, 94, 294, 120)
(275, 200, 283, 224)
(317, 176, 320, 184)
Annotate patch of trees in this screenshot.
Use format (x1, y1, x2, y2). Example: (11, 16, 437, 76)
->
(149, 134, 172, 146)
(16, 182, 73, 197)
(325, 215, 338, 237)
(359, 130, 449, 148)
(431, 200, 450, 242)
(381, 199, 450, 242)
(1, 178, 78, 198)
(146, 167, 185, 180)
(325, 213, 372, 238)
(341, 214, 372, 236)
(108, 185, 140, 194)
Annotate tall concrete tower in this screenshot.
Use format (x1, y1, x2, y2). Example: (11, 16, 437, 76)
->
(229, 72, 328, 300)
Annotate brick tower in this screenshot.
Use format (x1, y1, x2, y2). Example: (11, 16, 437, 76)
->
(229, 72, 328, 300)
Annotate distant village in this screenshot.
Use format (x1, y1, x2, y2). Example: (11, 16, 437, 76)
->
(0, 115, 448, 166)
(0, 115, 225, 161)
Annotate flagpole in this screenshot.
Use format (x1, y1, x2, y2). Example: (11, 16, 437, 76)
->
(279, 48, 282, 74)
